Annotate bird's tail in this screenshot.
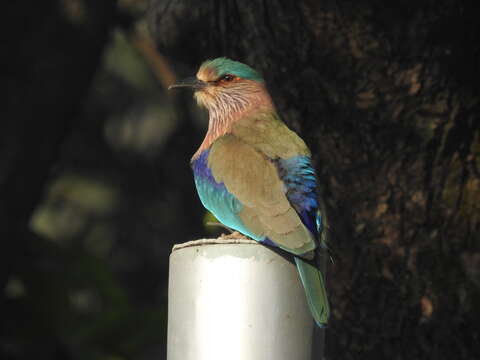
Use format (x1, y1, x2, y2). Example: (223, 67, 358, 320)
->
(295, 255, 330, 327)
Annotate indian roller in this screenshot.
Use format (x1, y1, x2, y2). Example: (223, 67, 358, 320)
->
(169, 57, 330, 327)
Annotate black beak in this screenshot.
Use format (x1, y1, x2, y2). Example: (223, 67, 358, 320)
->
(168, 77, 206, 90)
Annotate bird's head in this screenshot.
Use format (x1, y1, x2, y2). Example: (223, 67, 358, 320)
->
(169, 57, 270, 118)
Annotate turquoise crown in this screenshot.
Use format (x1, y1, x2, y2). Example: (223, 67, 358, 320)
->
(201, 57, 264, 82)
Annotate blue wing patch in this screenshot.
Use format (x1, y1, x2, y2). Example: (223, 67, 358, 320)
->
(274, 156, 321, 237)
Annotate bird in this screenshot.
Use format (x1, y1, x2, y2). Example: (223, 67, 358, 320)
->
(169, 57, 330, 327)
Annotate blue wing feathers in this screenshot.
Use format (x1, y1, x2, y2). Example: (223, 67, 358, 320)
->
(191, 150, 225, 191)
(275, 156, 321, 236)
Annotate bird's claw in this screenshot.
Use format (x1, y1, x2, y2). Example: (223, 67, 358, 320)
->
(219, 231, 250, 240)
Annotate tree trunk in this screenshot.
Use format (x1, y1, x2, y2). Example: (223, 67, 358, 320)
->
(149, 1, 480, 359)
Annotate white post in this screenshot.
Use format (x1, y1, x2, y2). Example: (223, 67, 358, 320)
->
(167, 238, 324, 360)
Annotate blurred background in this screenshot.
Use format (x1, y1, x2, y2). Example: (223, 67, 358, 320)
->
(1, 0, 479, 359)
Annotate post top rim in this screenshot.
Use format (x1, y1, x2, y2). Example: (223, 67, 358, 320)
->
(172, 238, 259, 252)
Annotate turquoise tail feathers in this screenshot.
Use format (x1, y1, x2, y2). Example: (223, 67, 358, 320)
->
(294, 256, 330, 327)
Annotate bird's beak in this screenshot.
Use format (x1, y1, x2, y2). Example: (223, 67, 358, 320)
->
(168, 77, 206, 90)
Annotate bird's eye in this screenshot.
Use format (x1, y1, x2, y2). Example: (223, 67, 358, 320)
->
(221, 74, 235, 82)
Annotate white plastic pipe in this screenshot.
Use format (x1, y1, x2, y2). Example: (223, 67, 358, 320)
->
(167, 238, 323, 360)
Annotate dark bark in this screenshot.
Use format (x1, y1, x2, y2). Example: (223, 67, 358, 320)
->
(149, 0, 480, 358)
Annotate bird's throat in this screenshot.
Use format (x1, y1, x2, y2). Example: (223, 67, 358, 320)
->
(193, 87, 274, 159)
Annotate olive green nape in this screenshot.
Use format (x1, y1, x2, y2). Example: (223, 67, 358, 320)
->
(200, 57, 265, 82)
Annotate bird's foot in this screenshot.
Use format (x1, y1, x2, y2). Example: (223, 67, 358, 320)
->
(206, 222, 250, 240)
(219, 231, 250, 240)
